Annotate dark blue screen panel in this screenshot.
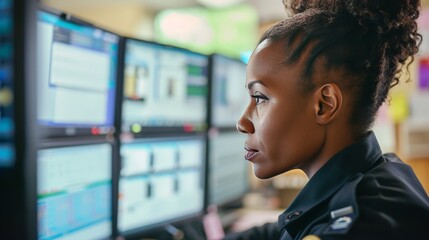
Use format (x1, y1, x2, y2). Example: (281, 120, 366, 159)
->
(0, 0, 15, 167)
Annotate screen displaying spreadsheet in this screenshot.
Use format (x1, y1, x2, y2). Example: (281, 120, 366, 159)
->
(118, 136, 205, 233)
(37, 143, 112, 240)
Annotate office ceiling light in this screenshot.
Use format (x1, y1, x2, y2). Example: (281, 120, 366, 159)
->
(196, 0, 246, 8)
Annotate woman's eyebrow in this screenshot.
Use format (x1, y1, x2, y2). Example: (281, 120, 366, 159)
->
(247, 80, 267, 90)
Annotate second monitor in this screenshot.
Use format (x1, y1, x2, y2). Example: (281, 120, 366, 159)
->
(121, 39, 209, 135)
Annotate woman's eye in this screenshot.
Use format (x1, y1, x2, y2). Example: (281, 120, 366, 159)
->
(251, 94, 268, 105)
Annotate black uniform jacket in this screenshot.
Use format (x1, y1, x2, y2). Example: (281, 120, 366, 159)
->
(224, 131, 429, 240)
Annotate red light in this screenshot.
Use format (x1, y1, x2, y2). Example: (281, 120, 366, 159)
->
(183, 124, 194, 132)
(91, 127, 100, 135)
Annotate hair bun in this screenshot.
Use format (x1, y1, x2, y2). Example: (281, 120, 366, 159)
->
(283, 0, 420, 32)
(343, 0, 420, 34)
(283, 0, 421, 63)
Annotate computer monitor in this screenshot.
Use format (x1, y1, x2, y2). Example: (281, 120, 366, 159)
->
(36, 10, 120, 137)
(117, 135, 206, 236)
(37, 142, 113, 240)
(121, 39, 209, 135)
(209, 54, 248, 129)
(208, 132, 249, 207)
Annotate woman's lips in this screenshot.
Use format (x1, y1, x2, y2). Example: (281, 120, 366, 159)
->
(244, 147, 259, 160)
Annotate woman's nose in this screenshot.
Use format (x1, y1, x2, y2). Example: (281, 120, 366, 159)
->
(236, 114, 254, 134)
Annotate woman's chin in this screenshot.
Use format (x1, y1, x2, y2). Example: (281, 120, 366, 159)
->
(253, 166, 277, 179)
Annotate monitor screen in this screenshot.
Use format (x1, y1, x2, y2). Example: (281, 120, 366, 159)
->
(122, 39, 209, 134)
(0, 0, 15, 167)
(36, 11, 119, 136)
(37, 143, 112, 240)
(118, 136, 205, 234)
(210, 54, 248, 128)
(208, 132, 249, 206)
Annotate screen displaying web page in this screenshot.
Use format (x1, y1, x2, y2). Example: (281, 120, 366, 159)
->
(37, 11, 119, 129)
(37, 143, 112, 240)
(118, 136, 205, 233)
(122, 39, 208, 133)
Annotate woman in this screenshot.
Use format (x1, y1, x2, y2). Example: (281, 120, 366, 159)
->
(226, 0, 429, 239)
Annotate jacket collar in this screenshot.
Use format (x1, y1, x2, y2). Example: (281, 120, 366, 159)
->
(278, 131, 382, 230)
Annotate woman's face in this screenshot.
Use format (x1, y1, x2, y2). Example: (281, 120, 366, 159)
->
(237, 40, 325, 179)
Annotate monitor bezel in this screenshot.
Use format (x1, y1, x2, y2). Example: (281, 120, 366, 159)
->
(117, 37, 210, 138)
(36, 8, 121, 139)
(116, 133, 207, 239)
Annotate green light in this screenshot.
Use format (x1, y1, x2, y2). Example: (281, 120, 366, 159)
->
(154, 3, 258, 58)
(131, 124, 142, 133)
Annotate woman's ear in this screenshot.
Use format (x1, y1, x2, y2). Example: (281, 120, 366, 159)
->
(313, 83, 342, 125)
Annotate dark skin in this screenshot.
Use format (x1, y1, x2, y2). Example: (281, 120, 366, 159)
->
(236, 39, 358, 179)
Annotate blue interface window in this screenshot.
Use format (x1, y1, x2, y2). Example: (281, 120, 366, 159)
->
(0, 0, 15, 167)
(37, 11, 119, 129)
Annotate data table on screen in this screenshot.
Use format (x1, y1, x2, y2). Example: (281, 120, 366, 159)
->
(37, 143, 112, 240)
(118, 137, 205, 234)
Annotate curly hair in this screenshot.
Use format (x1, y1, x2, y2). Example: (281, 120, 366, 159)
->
(261, 0, 422, 135)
